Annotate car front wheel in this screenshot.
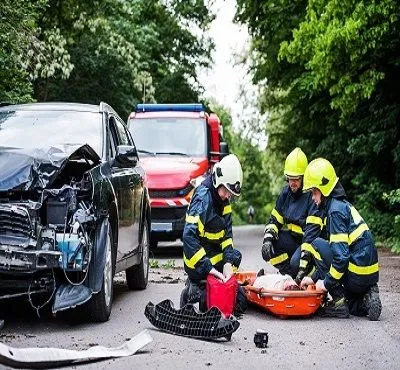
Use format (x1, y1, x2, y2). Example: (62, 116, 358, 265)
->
(86, 224, 114, 322)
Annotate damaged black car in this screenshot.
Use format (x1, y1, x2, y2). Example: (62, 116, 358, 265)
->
(0, 102, 150, 322)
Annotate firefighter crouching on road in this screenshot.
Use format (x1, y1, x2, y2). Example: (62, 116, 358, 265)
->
(262, 148, 325, 280)
(180, 154, 247, 315)
(300, 158, 382, 320)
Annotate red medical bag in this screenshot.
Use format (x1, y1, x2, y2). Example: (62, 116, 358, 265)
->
(206, 275, 238, 317)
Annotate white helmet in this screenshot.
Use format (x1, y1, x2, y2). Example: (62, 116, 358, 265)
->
(212, 154, 243, 196)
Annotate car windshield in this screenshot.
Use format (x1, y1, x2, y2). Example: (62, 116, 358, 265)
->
(128, 117, 208, 157)
(0, 109, 102, 155)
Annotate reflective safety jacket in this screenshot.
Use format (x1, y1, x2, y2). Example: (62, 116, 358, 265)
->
(265, 184, 324, 266)
(183, 176, 240, 281)
(324, 184, 379, 290)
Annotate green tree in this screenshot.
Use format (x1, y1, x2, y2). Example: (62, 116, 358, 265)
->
(236, 0, 400, 244)
(32, 0, 215, 118)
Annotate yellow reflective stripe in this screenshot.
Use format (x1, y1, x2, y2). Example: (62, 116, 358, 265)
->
(329, 266, 344, 280)
(330, 233, 349, 243)
(269, 253, 289, 266)
(299, 260, 308, 268)
(210, 253, 223, 265)
(306, 215, 323, 228)
(183, 248, 206, 269)
(266, 224, 278, 235)
(186, 214, 199, 224)
(287, 223, 304, 235)
(301, 243, 322, 261)
(349, 223, 369, 245)
(221, 238, 233, 250)
(197, 218, 225, 240)
(204, 229, 225, 240)
(308, 266, 316, 276)
(348, 262, 379, 275)
(223, 205, 232, 215)
(198, 219, 205, 235)
(271, 209, 284, 224)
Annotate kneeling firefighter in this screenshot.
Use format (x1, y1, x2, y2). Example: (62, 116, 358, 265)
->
(300, 158, 382, 320)
(180, 154, 247, 315)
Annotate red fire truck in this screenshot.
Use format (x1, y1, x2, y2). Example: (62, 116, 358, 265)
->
(127, 103, 228, 248)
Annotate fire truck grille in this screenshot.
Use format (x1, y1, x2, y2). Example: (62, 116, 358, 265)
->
(151, 207, 187, 221)
(150, 184, 193, 198)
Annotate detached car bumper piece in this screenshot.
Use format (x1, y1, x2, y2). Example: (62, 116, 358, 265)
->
(144, 299, 240, 341)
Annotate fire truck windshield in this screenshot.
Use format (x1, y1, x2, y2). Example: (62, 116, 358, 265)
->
(129, 117, 208, 157)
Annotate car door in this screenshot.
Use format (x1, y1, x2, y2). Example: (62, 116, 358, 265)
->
(108, 115, 140, 262)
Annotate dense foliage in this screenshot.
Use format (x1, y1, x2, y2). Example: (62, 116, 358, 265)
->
(0, 0, 215, 118)
(235, 0, 400, 251)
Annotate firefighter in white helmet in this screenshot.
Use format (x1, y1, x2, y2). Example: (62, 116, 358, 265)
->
(262, 148, 325, 282)
(180, 154, 247, 314)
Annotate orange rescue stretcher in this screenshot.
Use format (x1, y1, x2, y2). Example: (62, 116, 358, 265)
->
(235, 271, 326, 318)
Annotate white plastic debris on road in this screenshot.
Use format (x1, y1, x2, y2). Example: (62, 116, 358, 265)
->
(0, 329, 152, 369)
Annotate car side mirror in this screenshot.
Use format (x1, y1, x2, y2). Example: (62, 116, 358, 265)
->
(115, 145, 138, 167)
(219, 142, 229, 159)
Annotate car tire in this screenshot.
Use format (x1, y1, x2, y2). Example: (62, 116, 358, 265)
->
(86, 223, 114, 322)
(126, 221, 150, 290)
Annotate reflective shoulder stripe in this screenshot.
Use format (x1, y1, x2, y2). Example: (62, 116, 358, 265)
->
(287, 223, 304, 235)
(349, 223, 369, 245)
(330, 233, 348, 243)
(265, 224, 278, 235)
(271, 208, 284, 225)
(348, 262, 379, 275)
(223, 205, 232, 215)
(221, 238, 233, 250)
(185, 214, 199, 224)
(210, 253, 223, 265)
(306, 215, 323, 228)
(301, 243, 322, 261)
(329, 266, 344, 280)
(350, 206, 363, 225)
(269, 253, 289, 266)
(183, 248, 206, 269)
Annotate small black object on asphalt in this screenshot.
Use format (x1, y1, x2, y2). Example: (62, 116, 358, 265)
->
(254, 329, 269, 348)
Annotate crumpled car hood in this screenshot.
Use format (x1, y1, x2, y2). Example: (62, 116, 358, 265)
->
(0, 144, 100, 191)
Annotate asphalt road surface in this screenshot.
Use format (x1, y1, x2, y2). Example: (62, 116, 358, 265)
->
(1, 225, 399, 369)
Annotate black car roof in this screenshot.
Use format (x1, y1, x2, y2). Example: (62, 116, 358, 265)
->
(0, 102, 118, 116)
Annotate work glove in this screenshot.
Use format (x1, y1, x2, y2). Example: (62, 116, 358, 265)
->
(209, 267, 225, 282)
(223, 263, 234, 282)
(261, 228, 277, 262)
(295, 251, 313, 285)
(261, 240, 275, 262)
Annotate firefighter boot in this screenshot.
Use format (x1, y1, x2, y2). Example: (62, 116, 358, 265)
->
(363, 284, 382, 321)
(319, 286, 349, 318)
